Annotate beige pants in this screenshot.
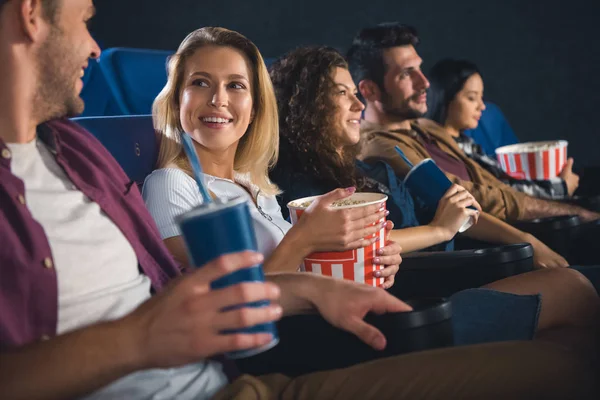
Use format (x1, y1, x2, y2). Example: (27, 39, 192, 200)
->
(214, 341, 597, 400)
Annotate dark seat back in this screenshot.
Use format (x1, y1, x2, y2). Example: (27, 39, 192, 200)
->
(72, 115, 157, 185)
(98, 48, 172, 115)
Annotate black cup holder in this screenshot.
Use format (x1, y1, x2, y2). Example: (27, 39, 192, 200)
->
(235, 297, 453, 377)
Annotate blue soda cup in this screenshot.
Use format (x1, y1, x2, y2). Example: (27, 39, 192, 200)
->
(175, 197, 279, 359)
(404, 159, 477, 233)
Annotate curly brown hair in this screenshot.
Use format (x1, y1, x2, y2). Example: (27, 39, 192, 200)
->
(269, 46, 363, 189)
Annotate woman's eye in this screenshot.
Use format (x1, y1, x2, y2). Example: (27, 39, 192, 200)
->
(230, 82, 246, 90)
(192, 79, 208, 87)
(339, 90, 347, 95)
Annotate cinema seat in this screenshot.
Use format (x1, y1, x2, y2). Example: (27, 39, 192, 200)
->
(80, 60, 121, 117)
(98, 48, 172, 115)
(72, 115, 157, 186)
(463, 102, 519, 156)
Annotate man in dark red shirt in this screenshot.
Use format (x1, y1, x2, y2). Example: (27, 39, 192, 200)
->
(0, 2, 596, 399)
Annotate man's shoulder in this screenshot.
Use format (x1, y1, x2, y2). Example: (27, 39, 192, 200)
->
(45, 118, 97, 142)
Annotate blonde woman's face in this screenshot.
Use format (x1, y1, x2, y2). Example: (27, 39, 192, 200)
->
(179, 45, 254, 153)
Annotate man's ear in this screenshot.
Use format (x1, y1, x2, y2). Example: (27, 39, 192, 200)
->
(19, 0, 47, 43)
(358, 79, 382, 103)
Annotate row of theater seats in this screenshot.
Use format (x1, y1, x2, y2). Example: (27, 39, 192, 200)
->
(82, 47, 515, 154)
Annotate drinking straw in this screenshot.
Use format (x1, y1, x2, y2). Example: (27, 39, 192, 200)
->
(394, 145, 414, 168)
(181, 133, 213, 204)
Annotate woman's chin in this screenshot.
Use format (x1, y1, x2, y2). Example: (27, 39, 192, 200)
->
(462, 122, 479, 131)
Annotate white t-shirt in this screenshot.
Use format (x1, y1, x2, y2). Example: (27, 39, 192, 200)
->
(7, 139, 226, 400)
(142, 168, 292, 257)
(7, 139, 146, 334)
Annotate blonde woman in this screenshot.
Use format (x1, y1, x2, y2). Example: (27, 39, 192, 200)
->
(142, 27, 401, 287)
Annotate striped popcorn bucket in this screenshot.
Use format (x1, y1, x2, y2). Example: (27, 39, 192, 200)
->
(495, 140, 568, 180)
(287, 193, 388, 287)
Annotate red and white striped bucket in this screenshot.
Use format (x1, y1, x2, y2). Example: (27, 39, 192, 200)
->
(287, 193, 388, 287)
(495, 140, 568, 180)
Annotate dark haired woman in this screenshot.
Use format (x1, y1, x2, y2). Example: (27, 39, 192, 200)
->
(426, 58, 578, 199)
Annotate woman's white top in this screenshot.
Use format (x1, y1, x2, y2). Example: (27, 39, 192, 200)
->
(142, 168, 291, 258)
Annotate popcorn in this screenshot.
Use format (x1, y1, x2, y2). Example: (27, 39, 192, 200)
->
(495, 140, 568, 180)
(287, 193, 388, 287)
(291, 199, 367, 208)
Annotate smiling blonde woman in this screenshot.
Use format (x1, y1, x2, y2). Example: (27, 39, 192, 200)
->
(142, 27, 401, 285)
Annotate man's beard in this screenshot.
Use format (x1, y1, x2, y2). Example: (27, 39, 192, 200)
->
(33, 26, 84, 123)
(381, 90, 425, 121)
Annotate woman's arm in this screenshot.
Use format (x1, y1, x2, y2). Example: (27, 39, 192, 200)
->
(262, 225, 312, 272)
(389, 184, 479, 253)
(388, 225, 449, 253)
(463, 212, 527, 244)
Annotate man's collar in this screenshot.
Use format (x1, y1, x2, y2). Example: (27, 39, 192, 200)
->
(37, 122, 59, 154)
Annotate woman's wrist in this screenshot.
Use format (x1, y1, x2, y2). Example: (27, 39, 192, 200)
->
(519, 232, 537, 246)
(427, 223, 453, 242)
(285, 222, 315, 256)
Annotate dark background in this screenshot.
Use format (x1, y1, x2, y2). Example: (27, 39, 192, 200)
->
(92, 0, 600, 165)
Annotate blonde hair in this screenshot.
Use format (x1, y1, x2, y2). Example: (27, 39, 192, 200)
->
(152, 27, 280, 195)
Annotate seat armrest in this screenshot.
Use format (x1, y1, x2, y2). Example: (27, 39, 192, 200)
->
(235, 298, 453, 377)
(390, 244, 534, 299)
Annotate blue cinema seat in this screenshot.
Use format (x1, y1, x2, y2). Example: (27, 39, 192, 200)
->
(463, 102, 519, 156)
(264, 57, 275, 68)
(79, 60, 121, 117)
(98, 48, 172, 115)
(72, 115, 157, 185)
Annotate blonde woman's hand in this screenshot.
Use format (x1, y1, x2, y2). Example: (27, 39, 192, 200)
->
(293, 187, 388, 254)
(311, 277, 412, 350)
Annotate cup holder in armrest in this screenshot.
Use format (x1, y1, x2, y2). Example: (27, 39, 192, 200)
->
(235, 298, 453, 377)
(389, 244, 534, 299)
